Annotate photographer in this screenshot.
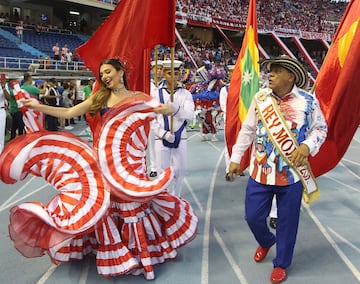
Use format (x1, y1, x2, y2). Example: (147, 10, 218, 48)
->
(61, 81, 76, 129)
(40, 78, 61, 131)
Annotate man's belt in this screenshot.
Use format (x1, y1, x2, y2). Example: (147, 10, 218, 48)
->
(254, 90, 320, 204)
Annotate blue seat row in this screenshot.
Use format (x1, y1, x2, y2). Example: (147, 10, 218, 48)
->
(0, 26, 89, 60)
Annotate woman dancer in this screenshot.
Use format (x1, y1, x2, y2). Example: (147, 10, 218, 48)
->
(3, 58, 198, 280)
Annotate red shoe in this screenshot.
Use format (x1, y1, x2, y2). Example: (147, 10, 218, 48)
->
(270, 267, 287, 283)
(253, 245, 271, 262)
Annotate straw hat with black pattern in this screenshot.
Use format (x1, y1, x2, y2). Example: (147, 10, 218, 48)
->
(260, 56, 309, 89)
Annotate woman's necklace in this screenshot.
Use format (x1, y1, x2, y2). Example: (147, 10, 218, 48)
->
(112, 85, 126, 93)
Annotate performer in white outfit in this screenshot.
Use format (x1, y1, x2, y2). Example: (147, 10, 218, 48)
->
(219, 65, 245, 181)
(0, 73, 9, 153)
(148, 60, 164, 178)
(151, 60, 195, 196)
(219, 65, 234, 180)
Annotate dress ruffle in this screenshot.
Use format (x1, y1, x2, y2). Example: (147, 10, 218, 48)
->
(96, 98, 174, 202)
(43, 191, 198, 280)
(1, 131, 110, 258)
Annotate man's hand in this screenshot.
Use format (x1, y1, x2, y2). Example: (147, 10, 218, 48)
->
(163, 131, 175, 143)
(228, 162, 241, 182)
(290, 143, 310, 167)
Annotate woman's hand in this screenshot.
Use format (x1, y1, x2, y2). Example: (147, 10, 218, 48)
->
(22, 99, 41, 109)
(154, 103, 174, 115)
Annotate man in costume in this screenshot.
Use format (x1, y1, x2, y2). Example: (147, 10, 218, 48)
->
(220, 64, 235, 179)
(148, 60, 164, 178)
(220, 65, 245, 181)
(0, 73, 8, 152)
(4, 76, 25, 140)
(228, 56, 327, 283)
(151, 59, 195, 196)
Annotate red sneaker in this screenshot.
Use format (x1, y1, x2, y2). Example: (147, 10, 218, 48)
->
(270, 267, 287, 283)
(253, 245, 271, 262)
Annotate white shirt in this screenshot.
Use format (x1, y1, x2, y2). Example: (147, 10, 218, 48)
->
(0, 87, 6, 108)
(151, 84, 195, 139)
(219, 84, 229, 119)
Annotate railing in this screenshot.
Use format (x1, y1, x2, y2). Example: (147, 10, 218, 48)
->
(0, 56, 88, 72)
(0, 20, 74, 35)
(97, 0, 118, 5)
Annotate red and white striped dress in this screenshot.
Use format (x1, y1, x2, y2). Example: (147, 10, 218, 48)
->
(0, 91, 198, 280)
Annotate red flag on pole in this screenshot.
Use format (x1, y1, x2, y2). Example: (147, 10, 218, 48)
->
(225, 0, 259, 173)
(310, 0, 360, 177)
(76, 0, 176, 93)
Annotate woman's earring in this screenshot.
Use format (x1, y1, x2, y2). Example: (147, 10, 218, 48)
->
(120, 77, 124, 84)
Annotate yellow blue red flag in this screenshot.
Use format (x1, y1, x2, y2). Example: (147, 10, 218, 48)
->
(225, 0, 259, 172)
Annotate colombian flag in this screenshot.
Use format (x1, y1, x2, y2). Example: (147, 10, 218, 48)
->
(225, 0, 259, 172)
(310, 0, 360, 177)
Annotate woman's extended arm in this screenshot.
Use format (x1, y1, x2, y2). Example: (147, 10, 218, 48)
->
(23, 96, 93, 119)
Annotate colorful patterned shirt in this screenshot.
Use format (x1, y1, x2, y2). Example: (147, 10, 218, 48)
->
(230, 86, 327, 186)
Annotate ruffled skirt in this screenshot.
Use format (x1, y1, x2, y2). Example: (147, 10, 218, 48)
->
(35, 192, 198, 280)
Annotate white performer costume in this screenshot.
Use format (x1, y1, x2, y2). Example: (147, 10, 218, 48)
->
(151, 60, 195, 196)
(0, 83, 8, 153)
(148, 60, 164, 177)
(148, 80, 159, 175)
(219, 65, 236, 175)
(219, 84, 230, 173)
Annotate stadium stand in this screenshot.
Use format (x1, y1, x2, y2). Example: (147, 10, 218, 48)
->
(0, 0, 349, 81)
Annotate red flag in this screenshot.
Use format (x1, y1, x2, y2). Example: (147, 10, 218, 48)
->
(225, 0, 259, 172)
(76, 0, 176, 93)
(310, 0, 360, 177)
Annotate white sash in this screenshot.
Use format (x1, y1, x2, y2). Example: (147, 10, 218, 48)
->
(254, 90, 319, 201)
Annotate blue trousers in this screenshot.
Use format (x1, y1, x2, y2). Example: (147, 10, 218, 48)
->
(245, 177, 303, 268)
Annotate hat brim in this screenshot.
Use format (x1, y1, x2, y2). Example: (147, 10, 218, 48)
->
(162, 60, 183, 69)
(261, 57, 309, 89)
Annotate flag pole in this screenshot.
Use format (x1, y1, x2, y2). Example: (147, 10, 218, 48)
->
(154, 45, 159, 86)
(170, 46, 175, 133)
(175, 28, 199, 69)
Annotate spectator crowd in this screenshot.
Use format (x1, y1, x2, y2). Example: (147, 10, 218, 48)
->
(177, 0, 348, 35)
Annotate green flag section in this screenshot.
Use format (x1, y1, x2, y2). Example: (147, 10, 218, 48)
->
(239, 41, 259, 121)
(225, 0, 259, 172)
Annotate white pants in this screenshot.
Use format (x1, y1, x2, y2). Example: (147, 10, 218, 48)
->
(0, 108, 6, 153)
(269, 196, 278, 218)
(147, 130, 157, 172)
(154, 139, 187, 197)
(223, 129, 230, 173)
